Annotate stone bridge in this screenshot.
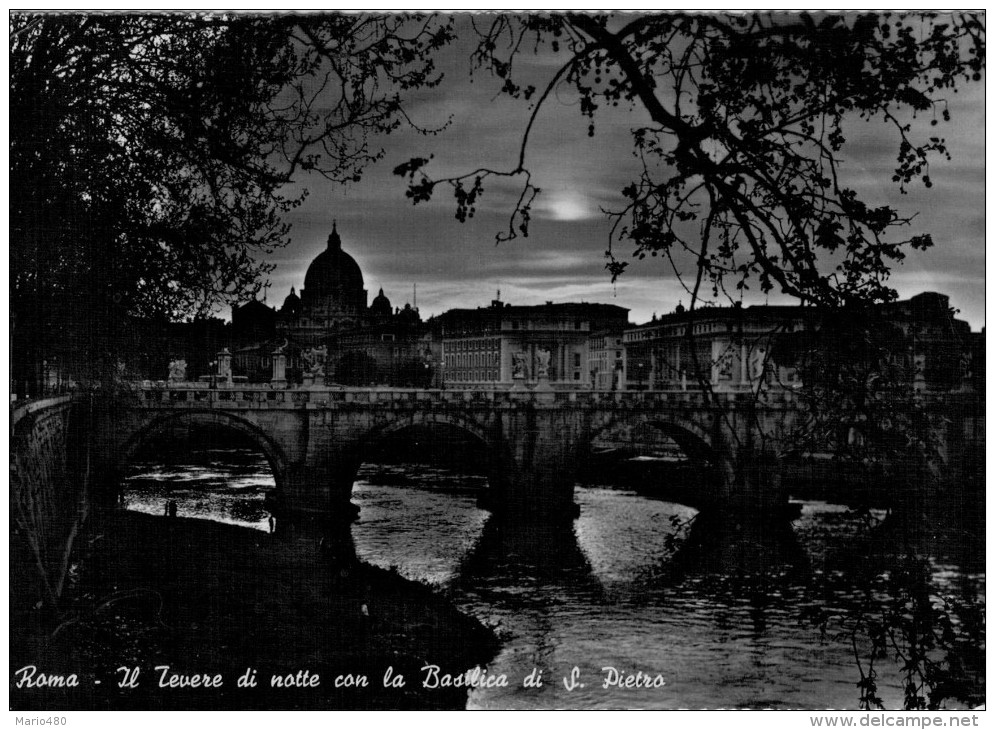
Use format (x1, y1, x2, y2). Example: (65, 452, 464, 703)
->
(87, 386, 982, 522)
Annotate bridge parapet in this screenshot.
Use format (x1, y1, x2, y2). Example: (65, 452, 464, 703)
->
(129, 386, 804, 412)
(11, 394, 74, 426)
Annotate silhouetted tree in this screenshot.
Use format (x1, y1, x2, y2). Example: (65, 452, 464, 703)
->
(333, 351, 379, 386)
(396, 12, 985, 490)
(10, 13, 452, 392)
(397, 12, 982, 310)
(394, 357, 434, 388)
(394, 12, 984, 481)
(775, 310, 934, 496)
(394, 12, 985, 709)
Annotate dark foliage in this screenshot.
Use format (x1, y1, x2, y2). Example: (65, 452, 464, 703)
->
(396, 12, 983, 310)
(10, 13, 453, 389)
(333, 351, 379, 386)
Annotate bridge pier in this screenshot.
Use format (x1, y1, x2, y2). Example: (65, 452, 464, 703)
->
(493, 408, 585, 522)
(279, 463, 361, 523)
(727, 446, 787, 515)
(489, 460, 580, 521)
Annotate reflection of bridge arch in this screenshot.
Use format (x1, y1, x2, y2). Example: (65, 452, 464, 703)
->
(116, 410, 290, 492)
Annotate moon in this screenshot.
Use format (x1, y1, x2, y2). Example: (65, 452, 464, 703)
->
(546, 191, 592, 221)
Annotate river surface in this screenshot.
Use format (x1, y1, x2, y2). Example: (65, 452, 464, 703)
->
(123, 450, 985, 710)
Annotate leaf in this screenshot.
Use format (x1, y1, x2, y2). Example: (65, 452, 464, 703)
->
(392, 156, 432, 179)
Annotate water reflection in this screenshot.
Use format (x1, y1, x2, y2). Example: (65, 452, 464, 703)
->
(670, 509, 810, 578)
(455, 516, 598, 589)
(123, 447, 274, 531)
(121, 451, 984, 710)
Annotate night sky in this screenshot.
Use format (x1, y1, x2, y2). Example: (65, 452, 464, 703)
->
(261, 14, 985, 330)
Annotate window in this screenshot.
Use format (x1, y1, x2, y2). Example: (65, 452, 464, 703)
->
(573, 353, 581, 367)
(573, 371, 581, 380)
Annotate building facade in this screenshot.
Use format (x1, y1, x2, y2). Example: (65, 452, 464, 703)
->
(589, 325, 626, 390)
(624, 304, 810, 391)
(622, 293, 977, 393)
(324, 303, 432, 387)
(878, 292, 977, 391)
(437, 299, 629, 388)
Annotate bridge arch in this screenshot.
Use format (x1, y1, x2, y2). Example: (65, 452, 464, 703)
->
(115, 410, 291, 494)
(585, 411, 735, 507)
(345, 410, 507, 505)
(359, 411, 499, 456)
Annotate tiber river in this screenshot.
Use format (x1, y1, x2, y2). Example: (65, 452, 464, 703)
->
(122, 445, 985, 710)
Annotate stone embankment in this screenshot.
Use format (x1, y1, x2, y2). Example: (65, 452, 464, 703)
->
(11, 396, 86, 614)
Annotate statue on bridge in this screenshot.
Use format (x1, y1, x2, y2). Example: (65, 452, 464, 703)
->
(748, 346, 768, 384)
(168, 359, 187, 383)
(913, 353, 926, 391)
(716, 346, 735, 381)
(959, 350, 973, 389)
(302, 346, 328, 377)
(536, 349, 551, 379)
(512, 351, 528, 380)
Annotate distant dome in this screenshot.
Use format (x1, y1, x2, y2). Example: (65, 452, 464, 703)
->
(370, 287, 392, 320)
(282, 286, 301, 316)
(302, 223, 365, 303)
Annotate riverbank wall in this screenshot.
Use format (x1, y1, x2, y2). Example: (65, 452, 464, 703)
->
(11, 395, 88, 614)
